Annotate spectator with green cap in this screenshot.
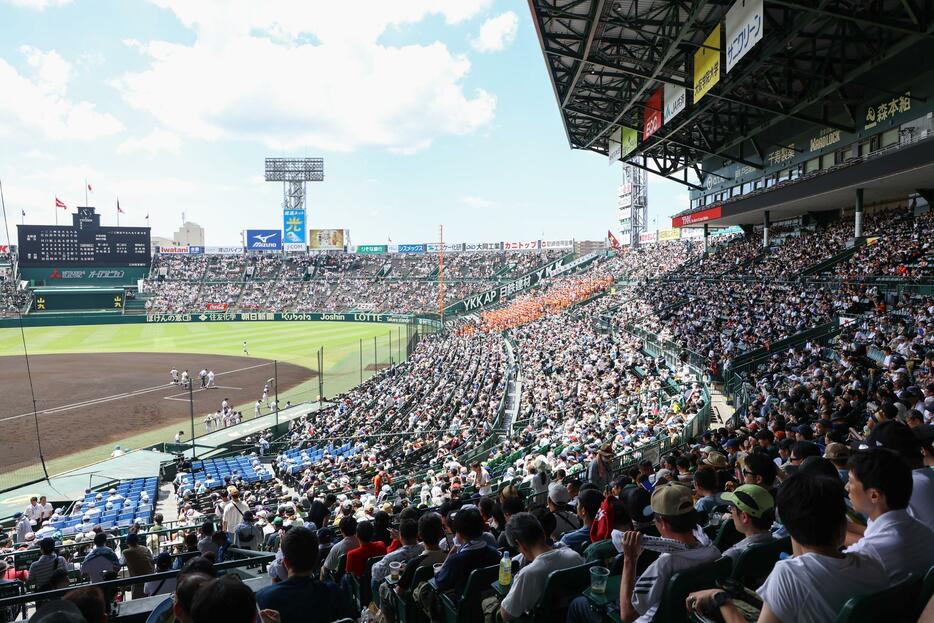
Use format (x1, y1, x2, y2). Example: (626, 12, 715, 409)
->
(719, 484, 776, 561)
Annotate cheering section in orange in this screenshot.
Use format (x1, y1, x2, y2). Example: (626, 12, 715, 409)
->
(480, 275, 612, 332)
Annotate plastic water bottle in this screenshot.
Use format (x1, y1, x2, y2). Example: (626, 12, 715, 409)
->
(499, 551, 512, 586)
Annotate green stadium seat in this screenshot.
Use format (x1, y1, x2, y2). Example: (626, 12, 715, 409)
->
(522, 561, 598, 623)
(711, 520, 743, 552)
(651, 556, 731, 623)
(392, 560, 434, 623)
(730, 537, 792, 589)
(917, 566, 934, 620)
(833, 574, 921, 623)
(438, 564, 498, 623)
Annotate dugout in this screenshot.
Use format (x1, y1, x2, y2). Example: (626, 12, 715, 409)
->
(32, 287, 126, 312)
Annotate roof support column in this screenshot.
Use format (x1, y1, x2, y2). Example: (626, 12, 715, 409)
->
(763, 211, 771, 248)
(704, 224, 710, 255)
(855, 188, 864, 238)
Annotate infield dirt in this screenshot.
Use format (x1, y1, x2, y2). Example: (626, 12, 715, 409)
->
(0, 352, 313, 474)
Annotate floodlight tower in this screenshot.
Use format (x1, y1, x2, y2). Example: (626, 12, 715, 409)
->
(264, 157, 325, 212)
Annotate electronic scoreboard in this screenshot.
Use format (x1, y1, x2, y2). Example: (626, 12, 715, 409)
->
(17, 207, 151, 267)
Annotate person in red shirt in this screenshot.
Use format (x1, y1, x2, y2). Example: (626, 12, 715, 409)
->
(345, 521, 387, 577)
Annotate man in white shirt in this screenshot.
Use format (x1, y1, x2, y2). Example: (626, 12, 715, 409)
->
(687, 472, 888, 623)
(38, 496, 53, 523)
(499, 512, 585, 620)
(24, 497, 42, 532)
(844, 448, 934, 581)
(221, 487, 249, 535)
(864, 420, 934, 530)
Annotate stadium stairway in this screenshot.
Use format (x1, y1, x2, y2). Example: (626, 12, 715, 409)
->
(801, 238, 866, 276)
(707, 384, 735, 427)
(155, 482, 179, 522)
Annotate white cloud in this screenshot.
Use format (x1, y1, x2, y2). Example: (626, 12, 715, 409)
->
(0, 47, 124, 141)
(5, 0, 71, 9)
(471, 12, 518, 53)
(25, 148, 52, 159)
(460, 195, 497, 209)
(115, 2, 496, 153)
(117, 129, 182, 155)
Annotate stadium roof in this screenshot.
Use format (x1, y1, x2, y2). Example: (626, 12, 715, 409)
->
(527, 0, 934, 189)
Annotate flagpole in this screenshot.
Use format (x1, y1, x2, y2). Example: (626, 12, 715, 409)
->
(84, 179, 88, 207)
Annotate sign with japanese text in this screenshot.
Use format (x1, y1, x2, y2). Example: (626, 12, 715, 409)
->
(643, 88, 663, 140)
(663, 84, 686, 124)
(693, 25, 721, 103)
(864, 91, 912, 131)
(621, 126, 638, 158)
(726, 0, 763, 73)
(672, 205, 722, 227)
(608, 127, 622, 163)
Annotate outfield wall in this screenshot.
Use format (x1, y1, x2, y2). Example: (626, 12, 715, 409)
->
(0, 311, 442, 329)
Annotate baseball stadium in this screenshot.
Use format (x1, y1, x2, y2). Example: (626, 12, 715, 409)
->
(0, 1, 933, 622)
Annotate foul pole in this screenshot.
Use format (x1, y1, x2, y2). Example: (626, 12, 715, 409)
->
(437, 225, 445, 327)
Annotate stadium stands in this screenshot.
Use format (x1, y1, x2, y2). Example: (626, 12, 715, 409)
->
(4, 210, 934, 622)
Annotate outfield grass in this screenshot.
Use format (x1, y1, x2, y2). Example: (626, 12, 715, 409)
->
(0, 321, 407, 477)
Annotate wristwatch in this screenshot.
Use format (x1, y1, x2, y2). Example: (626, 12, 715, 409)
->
(713, 591, 734, 609)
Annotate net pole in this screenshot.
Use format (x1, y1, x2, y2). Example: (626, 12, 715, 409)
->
(189, 381, 196, 459)
(274, 360, 279, 428)
(359, 338, 363, 384)
(373, 336, 377, 376)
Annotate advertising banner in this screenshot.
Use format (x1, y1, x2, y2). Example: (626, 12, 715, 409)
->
(619, 207, 632, 222)
(664, 84, 686, 124)
(608, 127, 622, 164)
(188, 246, 204, 255)
(283, 243, 306, 253)
(206, 303, 228, 311)
(681, 227, 705, 239)
(426, 243, 465, 252)
(245, 230, 282, 251)
(621, 127, 638, 158)
(503, 240, 540, 251)
(309, 229, 345, 251)
(619, 231, 632, 246)
(672, 205, 722, 227)
(726, 0, 763, 73)
(693, 24, 721, 103)
(398, 243, 426, 253)
(158, 246, 190, 254)
(357, 244, 387, 254)
(639, 231, 658, 244)
(863, 91, 912, 131)
(657, 228, 682, 241)
(643, 87, 663, 140)
(283, 209, 306, 245)
(0, 245, 8, 253)
(540, 240, 574, 250)
(619, 193, 632, 209)
(445, 252, 597, 314)
(205, 246, 243, 254)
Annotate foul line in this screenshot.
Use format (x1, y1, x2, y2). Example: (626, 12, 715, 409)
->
(0, 362, 272, 423)
(163, 385, 243, 401)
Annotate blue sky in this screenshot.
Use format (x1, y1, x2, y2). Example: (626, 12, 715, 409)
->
(0, 0, 688, 246)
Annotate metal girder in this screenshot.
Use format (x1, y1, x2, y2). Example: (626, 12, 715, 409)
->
(529, 0, 934, 187)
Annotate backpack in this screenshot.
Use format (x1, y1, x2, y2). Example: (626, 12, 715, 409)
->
(236, 525, 255, 543)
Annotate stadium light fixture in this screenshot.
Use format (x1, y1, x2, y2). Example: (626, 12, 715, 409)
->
(264, 157, 325, 212)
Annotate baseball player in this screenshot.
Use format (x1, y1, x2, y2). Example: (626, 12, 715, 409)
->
(254, 400, 262, 418)
(199, 369, 208, 388)
(222, 397, 229, 412)
(170, 368, 179, 385)
(207, 370, 216, 388)
(262, 388, 269, 406)
(203, 414, 213, 433)
(181, 370, 190, 388)
(243, 340, 249, 355)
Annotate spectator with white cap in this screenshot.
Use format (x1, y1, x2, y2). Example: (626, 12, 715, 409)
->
(545, 483, 580, 537)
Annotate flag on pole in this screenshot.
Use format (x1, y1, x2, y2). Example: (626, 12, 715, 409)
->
(88, 184, 92, 192)
(607, 230, 622, 251)
(117, 200, 125, 214)
(55, 197, 67, 209)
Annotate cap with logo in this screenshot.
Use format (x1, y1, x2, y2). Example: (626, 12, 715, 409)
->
(721, 484, 774, 518)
